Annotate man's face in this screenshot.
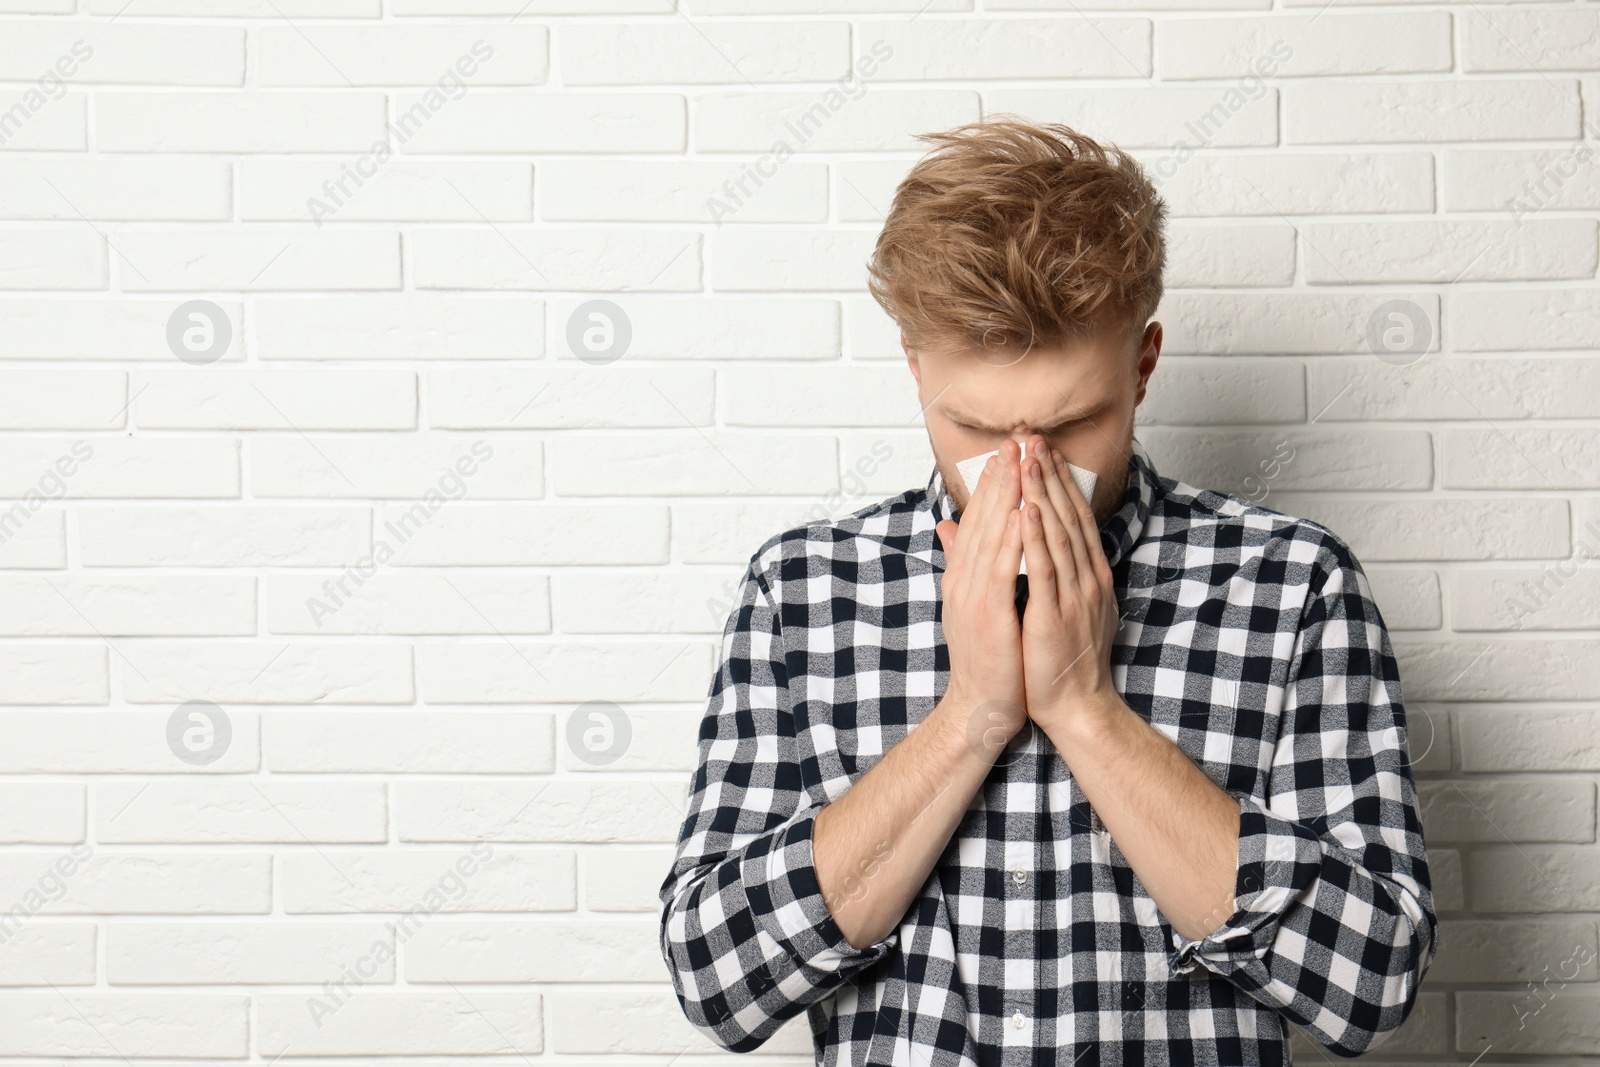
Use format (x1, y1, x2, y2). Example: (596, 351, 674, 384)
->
(905, 316, 1161, 525)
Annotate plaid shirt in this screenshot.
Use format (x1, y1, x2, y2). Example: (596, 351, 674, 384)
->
(659, 436, 1436, 1067)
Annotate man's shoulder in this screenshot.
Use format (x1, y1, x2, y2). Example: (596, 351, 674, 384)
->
(1156, 473, 1367, 591)
(741, 484, 930, 591)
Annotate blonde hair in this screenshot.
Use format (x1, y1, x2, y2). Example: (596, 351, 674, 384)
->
(866, 114, 1168, 356)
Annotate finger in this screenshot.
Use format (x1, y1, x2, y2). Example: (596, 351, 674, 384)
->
(1019, 499, 1057, 617)
(1047, 446, 1094, 585)
(954, 452, 1000, 583)
(1023, 441, 1080, 602)
(989, 505, 1024, 613)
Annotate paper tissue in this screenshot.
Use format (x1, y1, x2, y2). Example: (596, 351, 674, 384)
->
(953, 449, 1098, 576)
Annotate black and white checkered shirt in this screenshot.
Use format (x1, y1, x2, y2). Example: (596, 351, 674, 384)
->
(660, 436, 1436, 1067)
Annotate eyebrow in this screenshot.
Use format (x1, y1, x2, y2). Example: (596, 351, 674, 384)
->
(941, 399, 1104, 435)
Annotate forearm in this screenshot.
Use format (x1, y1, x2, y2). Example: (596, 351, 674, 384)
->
(814, 687, 996, 949)
(1043, 695, 1239, 940)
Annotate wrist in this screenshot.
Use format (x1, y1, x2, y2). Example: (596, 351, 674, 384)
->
(1037, 687, 1131, 751)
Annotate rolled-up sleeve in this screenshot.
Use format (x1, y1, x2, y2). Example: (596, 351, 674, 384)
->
(658, 549, 898, 1053)
(1167, 535, 1437, 1057)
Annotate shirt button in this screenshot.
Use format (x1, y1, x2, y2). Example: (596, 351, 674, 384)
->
(1011, 1011, 1026, 1029)
(1012, 869, 1027, 884)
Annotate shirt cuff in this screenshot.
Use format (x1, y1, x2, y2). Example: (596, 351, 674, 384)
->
(740, 803, 900, 973)
(1169, 792, 1326, 977)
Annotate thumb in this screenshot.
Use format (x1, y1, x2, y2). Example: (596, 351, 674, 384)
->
(935, 519, 958, 556)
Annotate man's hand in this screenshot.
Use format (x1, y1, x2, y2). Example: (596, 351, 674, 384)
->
(1014, 435, 1123, 733)
(934, 441, 1029, 757)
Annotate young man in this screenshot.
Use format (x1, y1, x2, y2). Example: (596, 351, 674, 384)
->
(659, 117, 1435, 1067)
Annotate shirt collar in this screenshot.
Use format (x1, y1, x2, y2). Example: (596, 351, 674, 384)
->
(924, 435, 1160, 574)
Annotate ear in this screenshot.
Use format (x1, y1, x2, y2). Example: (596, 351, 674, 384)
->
(1132, 321, 1162, 408)
(903, 333, 921, 386)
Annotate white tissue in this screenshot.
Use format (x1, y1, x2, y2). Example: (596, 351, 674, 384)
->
(953, 449, 1098, 576)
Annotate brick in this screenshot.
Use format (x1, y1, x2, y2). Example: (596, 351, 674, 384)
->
(106, 923, 394, 985)
(541, 159, 827, 223)
(1309, 357, 1600, 420)
(428, 367, 712, 429)
(414, 229, 698, 290)
(0, 994, 247, 1057)
(1429, 919, 1598, 983)
(0, 298, 242, 361)
(1140, 428, 1433, 494)
(393, 92, 684, 154)
(252, 436, 537, 499)
(397, 781, 686, 842)
(258, 26, 546, 87)
(0, 784, 83, 843)
(722, 365, 920, 425)
(585, 848, 674, 911)
(0, 230, 104, 289)
(0, 575, 253, 636)
(710, 228, 878, 291)
(242, 161, 533, 222)
(1452, 288, 1600, 351)
(405, 919, 659, 981)
(1463, 9, 1600, 71)
(862, 18, 1149, 78)
(563, 22, 848, 84)
(0, 370, 124, 429)
(1419, 779, 1595, 843)
(0, 646, 106, 704)
(1166, 223, 1295, 287)
(282, 848, 576, 913)
(417, 641, 710, 703)
(264, 573, 551, 635)
(1457, 988, 1600, 1054)
(0, 853, 271, 913)
(1394, 638, 1600, 700)
(265, 711, 556, 773)
(1158, 13, 1449, 78)
(696, 90, 979, 153)
(1261, 494, 1568, 561)
(380, 504, 668, 566)
(558, 571, 740, 635)
(1153, 152, 1434, 216)
(98, 93, 386, 153)
(0, 712, 259, 774)
(96, 781, 387, 843)
(258, 992, 540, 1056)
(0, 91, 84, 151)
(119, 643, 412, 705)
(548, 297, 839, 361)
(1468, 846, 1600, 911)
(1364, 568, 1442, 631)
(257, 296, 542, 360)
(986, 88, 1276, 152)
(551, 434, 837, 496)
(1286, 79, 1580, 143)
(1442, 148, 1600, 212)
(0, 160, 229, 220)
(1156, 292, 1439, 355)
(0, 22, 244, 85)
(113, 230, 401, 292)
(1302, 219, 1596, 282)
(79, 507, 368, 567)
(1458, 708, 1600, 772)
(0, 925, 94, 985)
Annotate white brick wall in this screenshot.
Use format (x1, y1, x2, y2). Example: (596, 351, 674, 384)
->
(0, 2, 1592, 1063)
